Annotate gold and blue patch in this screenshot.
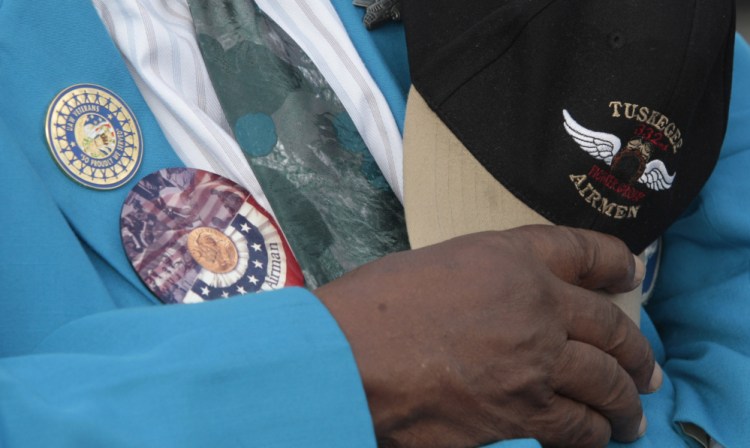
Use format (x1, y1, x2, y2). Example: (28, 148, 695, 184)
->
(45, 84, 143, 190)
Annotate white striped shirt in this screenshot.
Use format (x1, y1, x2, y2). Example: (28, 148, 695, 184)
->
(92, 0, 404, 222)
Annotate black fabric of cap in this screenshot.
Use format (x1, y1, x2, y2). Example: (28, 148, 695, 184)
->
(403, 0, 736, 253)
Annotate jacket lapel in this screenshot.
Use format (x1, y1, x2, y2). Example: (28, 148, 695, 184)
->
(0, 0, 184, 305)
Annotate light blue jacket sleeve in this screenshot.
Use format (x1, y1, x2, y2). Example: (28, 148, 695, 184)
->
(0, 0, 377, 445)
(0, 73, 377, 448)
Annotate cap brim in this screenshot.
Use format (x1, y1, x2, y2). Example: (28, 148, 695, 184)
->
(403, 86, 643, 325)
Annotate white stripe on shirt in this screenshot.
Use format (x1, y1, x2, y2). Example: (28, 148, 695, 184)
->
(92, 0, 273, 214)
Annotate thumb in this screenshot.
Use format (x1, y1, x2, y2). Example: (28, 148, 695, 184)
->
(511, 225, 645, 293)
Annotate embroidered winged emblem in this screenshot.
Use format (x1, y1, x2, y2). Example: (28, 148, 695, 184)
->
(563, 109, 676, 191)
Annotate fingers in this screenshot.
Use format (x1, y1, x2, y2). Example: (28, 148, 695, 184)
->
(562, 286, 659, 394)
(513, 225, 644, 294)
(533, 394, 612, 448)
(551, 341, 647, 443)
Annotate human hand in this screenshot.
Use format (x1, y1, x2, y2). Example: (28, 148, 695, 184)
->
(315, 225, 661, 448)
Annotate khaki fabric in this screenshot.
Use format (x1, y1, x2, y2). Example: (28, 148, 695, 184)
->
(403, 87, 643, 325)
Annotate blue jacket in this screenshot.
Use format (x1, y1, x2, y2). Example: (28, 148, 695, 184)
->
(0, 0, 748, 446)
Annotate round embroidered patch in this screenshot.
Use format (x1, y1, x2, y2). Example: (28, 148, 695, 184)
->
(120, 167, 304, 304)
(45, 84, 143, 190)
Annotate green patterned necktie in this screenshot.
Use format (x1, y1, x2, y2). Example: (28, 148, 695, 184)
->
(188, 0, 409, 288)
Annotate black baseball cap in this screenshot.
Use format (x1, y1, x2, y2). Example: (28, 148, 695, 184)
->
(402, 0, 736, 254)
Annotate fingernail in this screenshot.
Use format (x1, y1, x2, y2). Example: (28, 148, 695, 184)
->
(638, 414, 648, 438)
(632, 254, 645, 287)
(648, 362, 663, 393)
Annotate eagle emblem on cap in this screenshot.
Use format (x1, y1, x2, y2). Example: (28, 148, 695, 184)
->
(563, 110, 676, 191)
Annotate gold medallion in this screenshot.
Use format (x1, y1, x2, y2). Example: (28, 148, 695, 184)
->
(45, 84, 143, 189)
(187, 227, 240, 274)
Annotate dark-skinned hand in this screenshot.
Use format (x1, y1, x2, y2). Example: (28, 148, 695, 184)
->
(315, 225, 662, 448)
